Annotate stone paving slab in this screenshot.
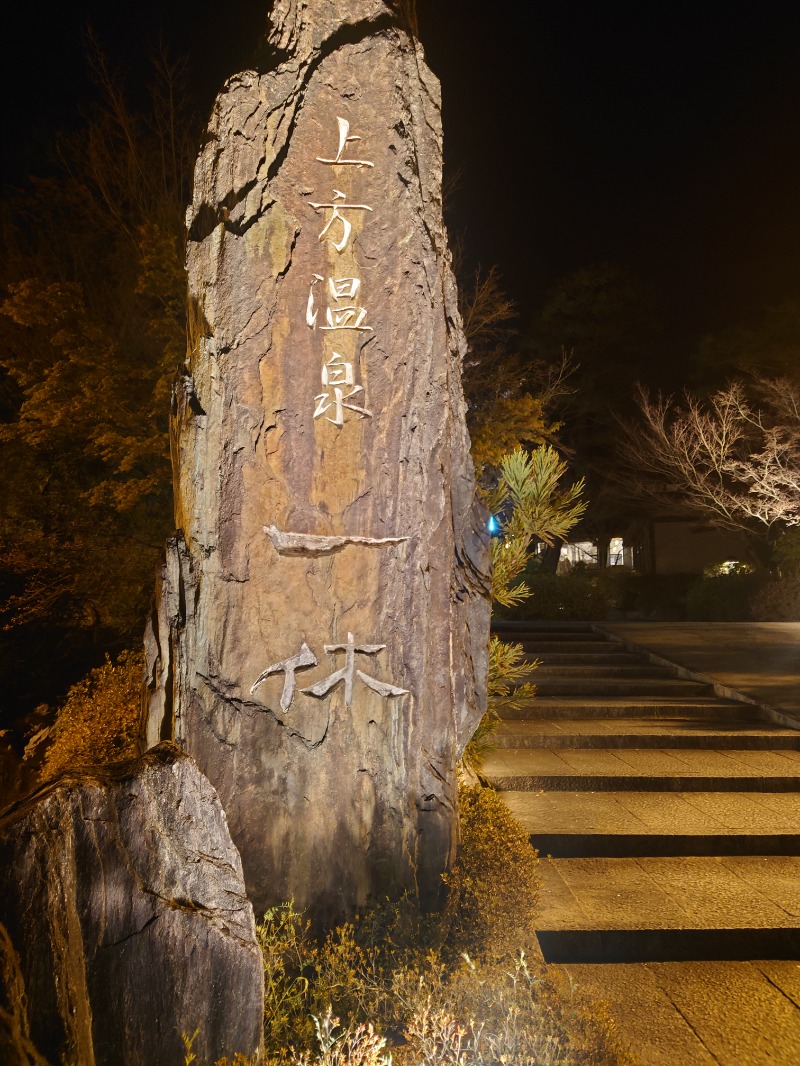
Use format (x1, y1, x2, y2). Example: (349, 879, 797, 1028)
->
(562, 961, 800, 1066)
(723, 856, 800, 916)
(535, 663, 675, 677)
(601, 622, 800, 718)
(484, 747, 800, 780)
(724, 748, 800, 772)
(502, 789, 800, 835)
(503, 696, 749, 719)
(535, 677, 714, 697)
(539, 856, 690, 929)
(533, 652, 645, 664)
(520, 636, 613, 646)
(496, 717, 795, 738)
(538, 856, 800, 930)
(494, 720, 800, 750)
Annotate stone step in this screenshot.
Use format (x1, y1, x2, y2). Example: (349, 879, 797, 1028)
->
(493, 622, 596, 634)
(532, 651, 646, 665)
(493, 718, 800, 750)
(501, 696, 749, 720)
(558, 961, 800, 1066)
(534, 677, 713, 697)
(536, 855, 800, 962)
(535, 663, 677, 678)
(501, 790, 800, 856)
(484, 747, 800, 792)
(540, 927, 800, 964)
(518, 640, 621, 653)
(532, 832, 800, 858)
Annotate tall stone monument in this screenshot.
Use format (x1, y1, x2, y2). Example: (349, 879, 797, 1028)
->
(143, 0, 491, 922)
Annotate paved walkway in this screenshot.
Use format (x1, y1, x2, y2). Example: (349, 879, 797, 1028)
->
(488, 620, 800, 1066)
(603, 621, 800, 719)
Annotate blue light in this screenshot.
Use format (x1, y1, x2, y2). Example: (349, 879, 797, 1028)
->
(488, 514, 500, 535)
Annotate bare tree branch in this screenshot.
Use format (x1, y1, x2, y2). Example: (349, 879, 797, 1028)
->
(620, 378, 800, 543)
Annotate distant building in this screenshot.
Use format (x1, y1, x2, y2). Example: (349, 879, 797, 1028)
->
(552, 518, 749, 574)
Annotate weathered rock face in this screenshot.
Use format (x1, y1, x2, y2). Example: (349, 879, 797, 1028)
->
(0, 743, 263, 1066)
(143, 0, 492, 922)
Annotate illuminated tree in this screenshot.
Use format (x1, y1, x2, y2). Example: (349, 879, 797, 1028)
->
(459, 265, 571, 473)
(622, 377, 800, 565)
(0, 44, 194, 648)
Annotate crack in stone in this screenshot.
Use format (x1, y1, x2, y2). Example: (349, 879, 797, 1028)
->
(101, 914, 159, 950)
(198, 672, 329, 750)
(665, 993, 722, 1064)
(757, 966, 800, 1011)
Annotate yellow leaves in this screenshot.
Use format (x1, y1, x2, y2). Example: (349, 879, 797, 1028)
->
(0, 225, 175, 533)
(1, 279, 86, 332)
(469, 392, 557, 473)
(40, 650, 143, 781)
(445, 785, 540, 958)
(258, 903, 318, 1052)
(0, 50, 191, 641)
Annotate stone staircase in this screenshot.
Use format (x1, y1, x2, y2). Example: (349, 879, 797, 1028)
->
(486, 620, 800, 1065)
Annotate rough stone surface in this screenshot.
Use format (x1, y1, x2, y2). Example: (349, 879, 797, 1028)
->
(0, 742, 264, 1066)
(143, 0, 491, 921)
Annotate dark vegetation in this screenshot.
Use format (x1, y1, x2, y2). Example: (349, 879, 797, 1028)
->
(493, 529, 800, 624)
(0, 45, 194, 729)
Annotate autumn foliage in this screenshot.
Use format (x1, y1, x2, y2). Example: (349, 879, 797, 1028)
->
(40, 650, 143, 780)
(0, 47, 193, 645)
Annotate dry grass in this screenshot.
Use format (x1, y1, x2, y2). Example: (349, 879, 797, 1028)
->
(215, 786, 638, 1066)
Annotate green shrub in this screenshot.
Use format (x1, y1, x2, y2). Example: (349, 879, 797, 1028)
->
(749, 576, 800, 620)
(594, 571, 696, 619)
(772, 530, 800, 577)
(525, 571, 610, 621)
(497, 566, 707, 623)
(461, 637, 538, 774)
(685, 572, 765, 621)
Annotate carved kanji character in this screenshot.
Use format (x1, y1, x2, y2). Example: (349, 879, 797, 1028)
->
(301, 632, 407, 708)
(309, 190, 372, 252)
(250, 642, 318, 712)
(321, 305, 372, 332)
(329, 277, 361, 300)
(313, 385, 372, 427)
(316, 117, 374, 168)
(321, 353, 354, 387)
(306, 273, 324, 328)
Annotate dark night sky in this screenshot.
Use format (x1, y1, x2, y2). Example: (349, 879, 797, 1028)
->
(3, 1, 800, 360)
